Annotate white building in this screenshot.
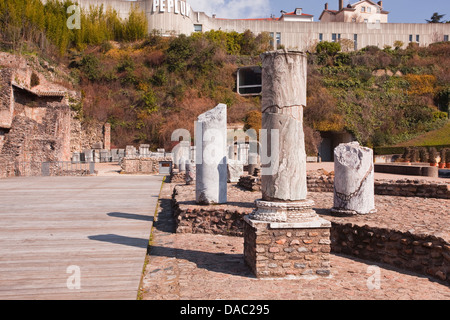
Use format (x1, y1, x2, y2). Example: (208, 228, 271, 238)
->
(320, 0, 389, 24)
(72, 0, 450, 51)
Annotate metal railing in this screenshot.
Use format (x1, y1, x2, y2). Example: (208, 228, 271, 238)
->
(14, 161, 95, 177)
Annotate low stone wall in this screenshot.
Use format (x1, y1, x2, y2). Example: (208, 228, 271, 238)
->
(169, 172, 186, 183)
(374, 163, 438, 177)
(237, 174, 261, 191)
(120, 157, 171, 174)
(239, 169, 335, 193)
(307, 170, 334, 193)
(239, 170, 450, 199)
(172, 185, 253, 236)
(331, 223, 449, 285)
(375, 180, 450, 199)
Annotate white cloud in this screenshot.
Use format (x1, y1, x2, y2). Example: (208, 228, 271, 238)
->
(189, 0, 272, 19)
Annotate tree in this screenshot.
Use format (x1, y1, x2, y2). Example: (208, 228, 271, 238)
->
(393, 40, 404, 50)
(316, 41, 341, 56)
(426, 12, 445, 23)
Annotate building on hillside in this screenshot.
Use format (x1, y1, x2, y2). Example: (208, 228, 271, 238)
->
(278, 8, 314, 22)
(73, 0, 450, 51)
(72, 0, 450, 51)
(319, 0, 389, 24)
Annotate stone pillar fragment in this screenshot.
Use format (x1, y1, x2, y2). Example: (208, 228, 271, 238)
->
(185, 162, 194, 185)
(195, 104, 227, 204)
(139, 144, 150, 157)
(103, 123, 111, 151)
(227, 160, 244, 183)
(332, 142, 376, 215)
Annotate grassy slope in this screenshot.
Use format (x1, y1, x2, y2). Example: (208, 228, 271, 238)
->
(395, 121, 450, 147)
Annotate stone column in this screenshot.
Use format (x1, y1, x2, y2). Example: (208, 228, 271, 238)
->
(185, 162, 194, 185)
(249, 50, 318, 223)
(139, 144, 150, 157)
(260, 50, 307, 202)
(179, 157, 186, 172)
(195, 104, 227, 204)
(247, 153, 259, 176)
(332, 142, 376, 215)
(103, 123, 111, 151)
(244, 50, 331, 278)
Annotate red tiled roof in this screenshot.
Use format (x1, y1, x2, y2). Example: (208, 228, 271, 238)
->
(213, 9, 313, 21)
(215, 17, 279, 21)
(283, 11, 313, 17)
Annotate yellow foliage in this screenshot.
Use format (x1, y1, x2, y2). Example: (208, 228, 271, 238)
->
(244, 110, 262, 133)
(405, 74, 437, 96)
(137, 82, 149, 92)
(314, 114, 345, 132)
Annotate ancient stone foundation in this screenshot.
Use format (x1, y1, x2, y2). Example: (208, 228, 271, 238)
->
(240, 169, 450, 200)
(331, 223, 449, 285)
(244, 217, 332, 278)
(120, 157, 172, 174)
(171, 183, 449, 284)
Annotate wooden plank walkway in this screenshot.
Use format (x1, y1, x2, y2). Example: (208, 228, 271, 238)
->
(0, 175, 163, 300)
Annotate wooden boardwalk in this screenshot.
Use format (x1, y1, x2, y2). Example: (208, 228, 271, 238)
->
(0, 174, 163, 300)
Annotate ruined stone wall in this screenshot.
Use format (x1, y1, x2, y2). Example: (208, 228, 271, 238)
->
(70, 118, 108, 153)
(1, 103, 71, 164)
(120, 157, 172, 174)
(0, 68, 14, 130)
(239, 170, 450, 199)
(0, 62, 73, 177)
(331, 223, 449, 285)
(375, 179, 450, 199)
(173, 201, 248, 236)
(0, 154, 14, 178)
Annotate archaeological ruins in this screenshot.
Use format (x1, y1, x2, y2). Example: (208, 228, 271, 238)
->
(162, 49, 449, 284)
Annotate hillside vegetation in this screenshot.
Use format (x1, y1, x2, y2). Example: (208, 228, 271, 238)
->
(306, 41, 449, 149)
(0, 1, 448, 152)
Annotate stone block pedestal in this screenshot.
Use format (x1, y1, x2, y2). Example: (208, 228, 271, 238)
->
(243, 216, 332, 278)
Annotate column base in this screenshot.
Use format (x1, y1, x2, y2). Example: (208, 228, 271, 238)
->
(249, 199, 317, 223)
(243, 215, 332, 279)
(331, 208, 377, 215)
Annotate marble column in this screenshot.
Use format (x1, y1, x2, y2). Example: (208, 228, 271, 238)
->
(332, 142, 376, 215)
(260, 50, 308, 202)
(249, 50, 319, 223)
(195, 104, 227, 204)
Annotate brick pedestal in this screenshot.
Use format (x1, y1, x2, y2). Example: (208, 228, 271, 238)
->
(244, 216, 332, 278)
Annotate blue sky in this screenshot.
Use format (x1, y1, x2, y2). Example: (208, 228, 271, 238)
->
(190, 0, 450, 23)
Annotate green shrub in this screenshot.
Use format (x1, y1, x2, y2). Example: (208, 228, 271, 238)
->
(80, 54, 100, 81)
(316, 41, 341, 56)
(30, 72, 40, 87)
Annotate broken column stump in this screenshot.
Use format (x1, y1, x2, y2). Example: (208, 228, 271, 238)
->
(195, 103, 227, 204)
(332, 141, 376, 215)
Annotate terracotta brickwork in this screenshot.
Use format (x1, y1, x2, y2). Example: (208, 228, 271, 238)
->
(244, 220, 331, 278)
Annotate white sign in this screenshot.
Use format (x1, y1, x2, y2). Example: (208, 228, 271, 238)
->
(152, 0, 191, 17)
